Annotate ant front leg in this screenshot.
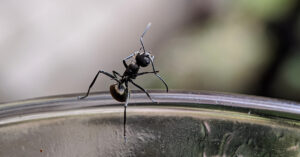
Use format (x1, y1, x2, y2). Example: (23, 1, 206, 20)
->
(123, 51, 138, 68)
(149, 59, 169, 92)
(136, 71, 159, 76)
(79, 70, 120, 99)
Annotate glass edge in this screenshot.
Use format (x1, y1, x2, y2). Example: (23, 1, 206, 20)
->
(0, 90, 299, 120)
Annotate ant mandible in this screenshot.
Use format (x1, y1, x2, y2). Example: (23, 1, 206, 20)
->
(79, 23, 168, 140)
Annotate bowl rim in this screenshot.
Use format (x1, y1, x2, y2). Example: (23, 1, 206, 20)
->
(0, 90, 299, 120)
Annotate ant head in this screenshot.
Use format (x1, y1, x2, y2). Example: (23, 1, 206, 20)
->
(135, 52, 153, 67)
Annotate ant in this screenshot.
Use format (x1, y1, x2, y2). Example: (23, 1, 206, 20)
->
(79, 23, 168, 140)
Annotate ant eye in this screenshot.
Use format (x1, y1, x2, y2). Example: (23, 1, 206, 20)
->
(144, 56, 150, 63)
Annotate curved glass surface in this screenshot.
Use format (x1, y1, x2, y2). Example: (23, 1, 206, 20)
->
(0, 91, 299, 157)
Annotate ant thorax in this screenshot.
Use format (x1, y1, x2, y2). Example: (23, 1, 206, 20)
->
(128, 61, 139, 73)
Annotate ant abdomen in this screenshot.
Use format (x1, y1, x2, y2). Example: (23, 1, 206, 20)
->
(110, 84, 128, 102)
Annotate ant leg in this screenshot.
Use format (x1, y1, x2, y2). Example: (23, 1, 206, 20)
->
(129, 80, 155, 102)
(140, 38, 145, 53)
(124, 52, 135, 60)
(112, 70, 122, 78)
(123, 51, 138, 68)
(123, 83, 130, 142)
(149, 59, 169, 92)
(136, 71, 159, 76)
(79, 70, 120, 99)
(140, 23, 151, 53)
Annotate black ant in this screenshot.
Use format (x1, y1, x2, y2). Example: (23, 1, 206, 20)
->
(79, 23, 168, 140)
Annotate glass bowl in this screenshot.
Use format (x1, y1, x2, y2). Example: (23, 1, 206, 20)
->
(0, 91, 299, 157)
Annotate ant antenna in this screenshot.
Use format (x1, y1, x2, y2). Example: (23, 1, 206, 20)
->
(140, 22, 151, 53)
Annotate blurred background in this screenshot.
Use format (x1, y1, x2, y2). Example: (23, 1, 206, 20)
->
(0, 0, 299, 103)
